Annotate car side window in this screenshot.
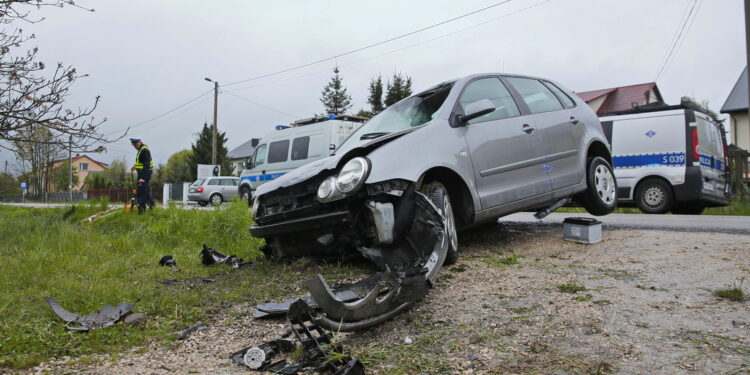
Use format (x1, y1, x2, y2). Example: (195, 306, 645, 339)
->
(220, 179, 233, 186)
(268, 140, 290, 163)
(458, 78, 520, 124)
(506, 77, 564, 114)
(207, 179, 220, 186)
(253, 144, 266, 167)
(291, 136, 310, 161)
(542, 81, 576, 109)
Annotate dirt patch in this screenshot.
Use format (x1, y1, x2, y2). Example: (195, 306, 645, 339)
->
(25, 227, 750, 374)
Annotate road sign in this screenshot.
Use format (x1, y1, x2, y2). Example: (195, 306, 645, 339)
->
(197, 164, 220, 179)
(20, 182, 27, 190)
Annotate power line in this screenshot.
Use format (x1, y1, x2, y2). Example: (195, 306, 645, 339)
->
(222, 0, 516, 87)
(223, 90, 301, 118)
(654, 0, 701, 81)
(141, 95, 213, 132)
(229, 0, 554, 93)
(104, 88, 214, 136)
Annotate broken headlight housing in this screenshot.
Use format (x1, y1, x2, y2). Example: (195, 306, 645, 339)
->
(317, 157, 370, 203)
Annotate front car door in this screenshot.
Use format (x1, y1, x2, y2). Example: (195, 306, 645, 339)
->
(247, 144, 266, 191)
(459, 76, 550, 209)
(503, 77, 583, 190)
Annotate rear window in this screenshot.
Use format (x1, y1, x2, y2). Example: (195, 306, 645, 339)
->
(268, 140, 290, 163)
(192, 179, 205, 186)
(291, 136, 310, 161)
(506, 77, 564, 114)
(543, 81, 575, 109)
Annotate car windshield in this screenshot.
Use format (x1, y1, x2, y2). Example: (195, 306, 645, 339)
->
(192, 179, 204, 186)
(336, 82, 454, 155)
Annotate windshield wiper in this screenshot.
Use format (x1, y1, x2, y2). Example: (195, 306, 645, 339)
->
(359, 132, 390, 140)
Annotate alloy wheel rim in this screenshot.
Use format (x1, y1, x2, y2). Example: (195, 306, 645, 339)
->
(443, 194, 458, 251)
(594, 165, 616, 205)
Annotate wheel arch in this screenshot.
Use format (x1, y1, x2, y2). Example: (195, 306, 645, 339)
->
(586, 140, 612, 165)
(209, 192, 224, 202)
(418, 167, 475, 230)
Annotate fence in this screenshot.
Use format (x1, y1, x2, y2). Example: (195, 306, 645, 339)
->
(0, 191, 87, 203)
(728, 145, 749, 199)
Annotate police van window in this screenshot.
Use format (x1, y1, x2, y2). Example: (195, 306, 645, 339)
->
(543, 81, 575, 109)
(207, 179, 220, 186)
(506, 77, 564, 114)
(458, 78, 520, 124)
(253, 144, 267, 167)
(291, 136, 310, 160)
(268, 140, 290, 163)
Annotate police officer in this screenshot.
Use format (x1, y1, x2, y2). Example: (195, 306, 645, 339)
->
(130, 137, 154, 214)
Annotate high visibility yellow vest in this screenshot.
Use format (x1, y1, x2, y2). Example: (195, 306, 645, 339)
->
(134, 145, 154, 170)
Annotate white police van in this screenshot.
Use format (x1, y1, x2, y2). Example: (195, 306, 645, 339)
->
(602, 100, 731, 214)
(238, 115, 365, 201)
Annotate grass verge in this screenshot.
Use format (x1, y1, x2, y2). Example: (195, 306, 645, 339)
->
(0, 201, 363, 369)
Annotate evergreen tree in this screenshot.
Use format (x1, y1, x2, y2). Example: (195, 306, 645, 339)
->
(320, 67, 352, 116)
(367, 75, 384, 115)
(163, 149, 195, 183)
(189, 123, 233, 179)
(384, 72, 413, 107)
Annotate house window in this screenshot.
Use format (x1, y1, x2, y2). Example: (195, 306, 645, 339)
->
(79, 163, 89, 171)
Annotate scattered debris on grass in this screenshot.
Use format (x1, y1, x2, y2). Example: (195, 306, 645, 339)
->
(159, 255, 177, 267)
(177, 323, 209, 340)
(199, 244, 252, 268)
(45, 297, 140, 331)
(558, 282, 587, 294)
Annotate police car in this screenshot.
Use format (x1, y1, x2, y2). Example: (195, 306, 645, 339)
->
(602, 99, 731, 214)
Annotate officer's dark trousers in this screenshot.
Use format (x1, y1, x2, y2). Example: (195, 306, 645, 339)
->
(136, 179, 150, 213)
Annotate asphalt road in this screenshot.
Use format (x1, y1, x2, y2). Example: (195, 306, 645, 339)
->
(499, 212, 750, 235)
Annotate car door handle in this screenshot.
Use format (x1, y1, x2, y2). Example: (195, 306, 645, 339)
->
(522, 124, 535, 134)
(569, 116, 580, 125)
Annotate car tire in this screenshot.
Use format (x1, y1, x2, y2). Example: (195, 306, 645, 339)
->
(210, 193, 223, 206)
(671, 203, 705, 215)
(581, 157, 618, 216)
(420, 181, 458, 266)
(198, 201, 208, 207)
(635, 178, 673, 214)
(240, 186, 252, 206)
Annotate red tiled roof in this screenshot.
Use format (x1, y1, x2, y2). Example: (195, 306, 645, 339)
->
(577, 83, 662, 115)
(52, 154, 109, 169)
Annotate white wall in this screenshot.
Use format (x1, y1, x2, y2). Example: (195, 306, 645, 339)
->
(730, 113, 750, 151)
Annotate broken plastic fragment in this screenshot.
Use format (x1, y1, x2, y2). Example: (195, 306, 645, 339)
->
(159, 255, 176, 267)
(199, 244, 252, 268)
(45, 297, 140, 331)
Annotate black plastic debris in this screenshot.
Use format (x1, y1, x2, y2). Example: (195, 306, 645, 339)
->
(177, 323, 209, 340)
(232, 300, 365, 375)
(159, 255, 177, 267)
(199, 244, 252, 268)
(45, 297, 140, 331)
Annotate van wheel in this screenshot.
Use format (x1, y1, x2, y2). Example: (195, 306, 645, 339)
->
(635, 179, 673, 214)
(671, 203, 705, 215)
(210, 193, 223, 206)
(581, 157, 618, 216)
(240, 186, 252, 205)
(420, 181, 458, 266)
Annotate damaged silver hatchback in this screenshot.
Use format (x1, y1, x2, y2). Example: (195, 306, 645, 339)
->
(250, 73, 616, 330)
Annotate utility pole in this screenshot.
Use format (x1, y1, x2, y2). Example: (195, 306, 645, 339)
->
(212, 81, 219, 165)
(68, 135, 73, 202)
(745, 0, 750, 147)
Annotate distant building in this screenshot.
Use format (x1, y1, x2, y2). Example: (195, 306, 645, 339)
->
(721, 67, 749, 151)
(51, 154, 108, 191)
(228, 138, 260, 176)
(577, 83, 664, 116)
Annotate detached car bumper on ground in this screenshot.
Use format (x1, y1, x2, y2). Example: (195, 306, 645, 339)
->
(250, 73, 617, 330)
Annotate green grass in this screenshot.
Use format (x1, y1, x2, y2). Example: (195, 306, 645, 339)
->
(557, 282, 587, 294)
(713, 288, 745, 302)
(557, 199, 750, 216)
(0, 201, 364, 369)
(484, 253, 519, 268)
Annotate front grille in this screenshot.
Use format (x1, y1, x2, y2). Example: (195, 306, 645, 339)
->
(257, 176, 325, 222)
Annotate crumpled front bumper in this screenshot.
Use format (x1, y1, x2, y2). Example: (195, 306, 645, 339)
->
(249, 210, 352, 238)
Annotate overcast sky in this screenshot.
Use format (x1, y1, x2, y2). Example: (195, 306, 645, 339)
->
(1, 0, 746, 171)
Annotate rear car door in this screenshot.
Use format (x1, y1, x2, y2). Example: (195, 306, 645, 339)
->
(696, 114, 728, 199)
(459, 76, 550, 209)
(504, 77, 583, 190)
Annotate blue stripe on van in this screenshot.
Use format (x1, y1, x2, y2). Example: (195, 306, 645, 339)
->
(240, 172, 286, 182)
(700, 154, 726, 172)
(612, 152, 686, 168)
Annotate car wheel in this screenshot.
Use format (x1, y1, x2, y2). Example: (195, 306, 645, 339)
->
(210, 193, 223, 206)
(198, 201, 208, 207)
(581, 156, 618, 216)
(240, 186, 252, 205)
(635, 178, 673, 214)
(420, 181, 459, 266)
(671, 203, 704, 215)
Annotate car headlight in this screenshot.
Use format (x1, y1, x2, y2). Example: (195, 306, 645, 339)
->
(317, 177, 336, 200)
(335, 157, 369, 193)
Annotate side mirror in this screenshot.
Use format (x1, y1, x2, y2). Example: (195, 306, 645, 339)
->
(243, 159, 252, 169)
(460, 99, 496, 125)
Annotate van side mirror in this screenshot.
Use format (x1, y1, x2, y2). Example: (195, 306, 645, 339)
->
(459, 99, 496, 125)
(243, 159, 252, 169)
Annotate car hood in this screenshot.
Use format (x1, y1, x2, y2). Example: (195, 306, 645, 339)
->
(255, 128, 417, 196)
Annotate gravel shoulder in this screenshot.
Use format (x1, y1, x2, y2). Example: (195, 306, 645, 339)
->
(26, 225, 750, 374)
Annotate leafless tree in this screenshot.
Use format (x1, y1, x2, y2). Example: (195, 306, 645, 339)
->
(13, 125, 60, 195)
(1, 0, 118, 155)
